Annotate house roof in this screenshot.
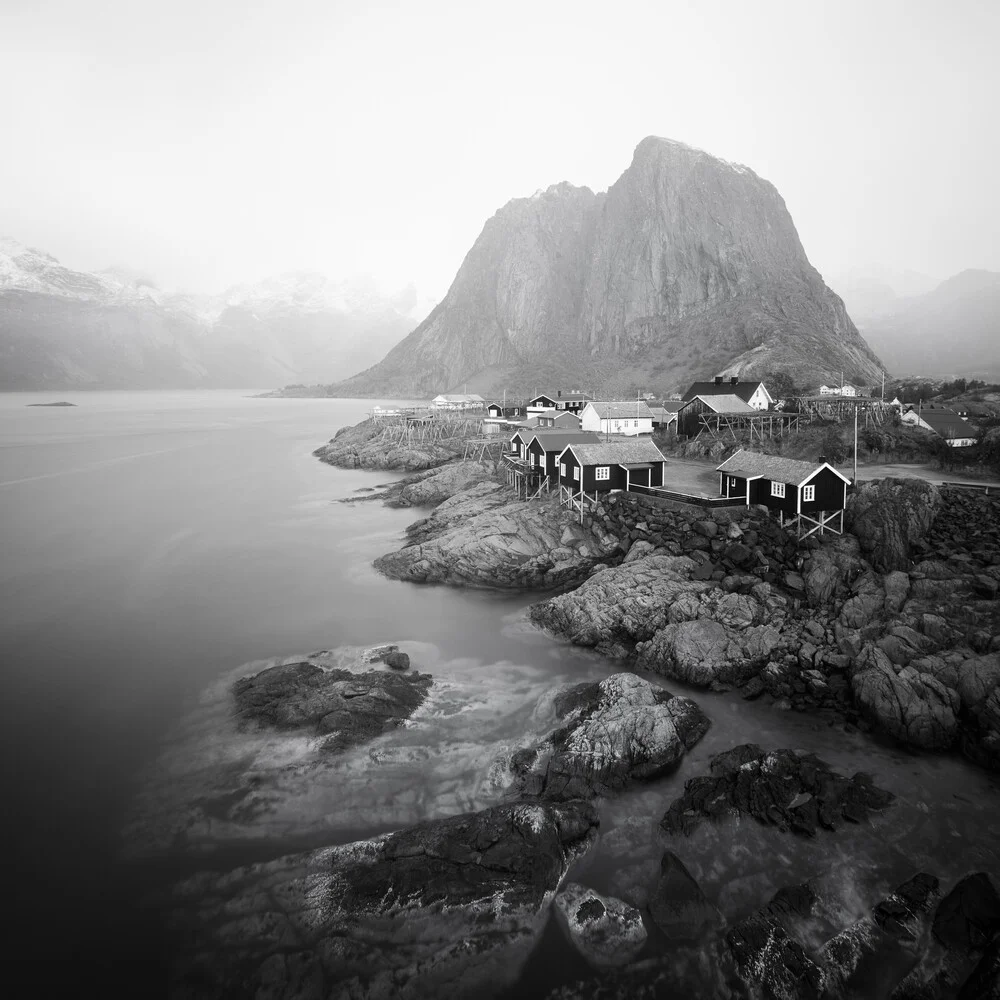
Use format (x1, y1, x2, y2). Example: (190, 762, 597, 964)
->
(648, 406, 678, 421)
(527, 430, 601, 452)
(920, 411, 974, 439)
(690, 393, 756, 414)
(716, 449, 851, 487)
(563, 440, 667, 466)
(658, 400, 688, 412)
(585, 401, 656, 420)
(433, 393, 485, 402)
(681, 380, 769, 404)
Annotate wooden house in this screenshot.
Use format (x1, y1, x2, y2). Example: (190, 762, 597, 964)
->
(557, 439, 667, 494)
(538, 409, 581, 430)
(681, 377, 773, 411)
(677, 394, 754, 437)
(901, 406, 976, 447)
(486, 402, 524, 419)
(580, 400, 655, 436)
(508, 426, 537, 460)
(432, 393, 486, 410)
(525, 430, 601, 480)
(715, 450, 851, 538)
(527, 390, 593, 416)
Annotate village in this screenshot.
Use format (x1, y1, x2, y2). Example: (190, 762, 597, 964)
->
(367, 375, 984, 541)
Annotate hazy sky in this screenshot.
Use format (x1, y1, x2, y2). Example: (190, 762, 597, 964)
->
(1, 0, 997, 299)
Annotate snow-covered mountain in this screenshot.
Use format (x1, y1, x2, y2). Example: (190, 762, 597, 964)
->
(0, 239, 428, 390)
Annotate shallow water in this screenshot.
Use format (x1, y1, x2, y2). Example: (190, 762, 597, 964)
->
(1, 390, 998, 996)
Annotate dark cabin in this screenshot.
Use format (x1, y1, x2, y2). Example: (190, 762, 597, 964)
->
(715, 450, 850, 527)
(527, 393, 559, 412)
(538, 409, 582, 430)
(486, 402, 523, 419)
(529, 390, 593, 414)
(525, 430, 601, 480)
(557, 440, 667, 494)
(508, 427, 536, 460)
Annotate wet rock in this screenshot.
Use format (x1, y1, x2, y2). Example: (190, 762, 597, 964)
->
(552, 883, 647, 969)
(233, 658, 431, 752)
(508, 673, 710, 801)
(168, 800, 600, 999)
(661, 744, 894, 838)
(648, 851, 720, 940)
(384, 651, 410, 670)
(958, 936, 1000, 1000)
(933, 873, 1000, 953)
(845, 478, 940, 572)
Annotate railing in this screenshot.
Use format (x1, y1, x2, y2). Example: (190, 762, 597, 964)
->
(627, 483, 747, 508)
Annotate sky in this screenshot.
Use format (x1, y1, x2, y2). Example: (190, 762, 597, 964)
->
(1, 0, 997, 300)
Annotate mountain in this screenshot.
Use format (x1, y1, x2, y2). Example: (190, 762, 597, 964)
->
(0, 239, 423, 390)
(857, 269, 1000, 380)
(830, 267, 939, 322)
(330, 137, 884, 397)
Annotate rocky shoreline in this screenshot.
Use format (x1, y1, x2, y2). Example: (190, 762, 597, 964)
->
(144, 434, 1000, 998)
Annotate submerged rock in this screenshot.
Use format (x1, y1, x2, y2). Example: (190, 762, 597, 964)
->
(507, 673, 710, 800)
(552, 883, 647, 969)
(233, 656, 431, 752)
(169, 800, 600, 999)
(647, 851, 721, 941)
(660, 743, 894, 837)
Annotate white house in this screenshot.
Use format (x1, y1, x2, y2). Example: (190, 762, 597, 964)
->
(901, 407, 976, 447)
(432, 393, 485, 410)
(580, 401, 654, 437)
(841, 384, 859, 398)
(818, 385, 837, 396)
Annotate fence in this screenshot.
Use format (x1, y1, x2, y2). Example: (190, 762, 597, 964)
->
(627, 482, 747, 509)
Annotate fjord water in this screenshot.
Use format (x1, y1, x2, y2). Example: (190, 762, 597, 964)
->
(2, 391, 999, 996)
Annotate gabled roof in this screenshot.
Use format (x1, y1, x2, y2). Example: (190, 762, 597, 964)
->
(433, 393, 485, 402)
(658, 400, 688, 412)
(681, 380, 769, 404)
(919, 411, 974, 439)
(648, 406, 679, 421)
(716, 449, 851, 487)
(527, 430, 601, 452)
(584, 400, 655, 420)
(562, 440, 667, 466)
(691, 394, 756, 414)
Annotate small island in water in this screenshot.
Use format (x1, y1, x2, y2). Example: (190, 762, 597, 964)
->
(26, 401, 76, 406)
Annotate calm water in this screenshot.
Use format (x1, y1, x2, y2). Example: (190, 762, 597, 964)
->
(1, 390, 998, 997)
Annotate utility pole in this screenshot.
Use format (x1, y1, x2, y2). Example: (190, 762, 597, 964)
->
(853, 403, 858, 484)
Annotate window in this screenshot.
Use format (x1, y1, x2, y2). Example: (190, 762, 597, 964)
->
(771, 481, 786, 498)
(573, 467, 580, 480)
(560, 462, 567, 477)
(633, 420, 638, 427)
(595, 466, 610, 481)
(803, 485, 815, 502)
(530, 453, 537, 466)
(730, 477, 738, 488)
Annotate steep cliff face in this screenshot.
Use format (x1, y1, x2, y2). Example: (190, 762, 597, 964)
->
(335, 137, 884, 396)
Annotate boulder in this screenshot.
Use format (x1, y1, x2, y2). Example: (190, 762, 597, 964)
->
(661, 743, 894, 837)
(552, 884, 647, 969)
(527, 555, 711, 654)
(932, 873, 1000, 953)
(634, 619, 781, 687)
(233, 658, 432, 752)
(845, 478, 940, 572)
(647, 851, 720, 940)
(508, 673, 710, 800)
(168, 800, 600, 999)
(851, 645, 959, 750)
(394, 460, 492, 506)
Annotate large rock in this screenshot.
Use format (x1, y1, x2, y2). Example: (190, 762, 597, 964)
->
(527, 554, 712, 656)
(634, 618, 781, 687)
(957, 654, 1000, 770)
(314, 418, 462, 471)
(845, 478, 941, 572)
(552, 884, 647, 969)
(508, 673, 710, 800)
(850, 644, 959, 751)
(375, 491, 622, 589)
(168, 800, 600, 999)
(393, 460, 492, 506)
(661, 743, 894, 837)
(801, 535, 866, 605)
(233, 657, 431, 752)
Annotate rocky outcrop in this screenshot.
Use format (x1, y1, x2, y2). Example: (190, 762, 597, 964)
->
(314, 419, 462, 471)
(505, 673, 709, 800)
(661, 744, 894, 838)
(845, 478, 940, 572)
(392, 460, 492, 505)
(552, 884, 647, 969)
(375, 491, 622, 589)
(330, 137, 883, 398)
(233, 653, 431, 753)
(168, 800, 600, 999)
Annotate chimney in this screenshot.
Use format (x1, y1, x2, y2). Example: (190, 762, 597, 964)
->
(730, 376, 739, 385)
(714, 376, 724, 385)
(818, 455, 827, 464)
(557, 390, 562, 398)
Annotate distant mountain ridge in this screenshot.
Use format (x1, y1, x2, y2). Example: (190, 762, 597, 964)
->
(856, 269, 1000, 380)
(0, 239, 427, 390)
(329, 137, 884, 397)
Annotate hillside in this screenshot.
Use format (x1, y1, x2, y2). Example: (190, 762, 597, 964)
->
(326, 137, 884, 398)
(858, 270, 1000, 380)
(0, 240, 420, 390)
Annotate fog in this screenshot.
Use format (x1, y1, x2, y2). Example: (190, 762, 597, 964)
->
(2, 0, 997, 299)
